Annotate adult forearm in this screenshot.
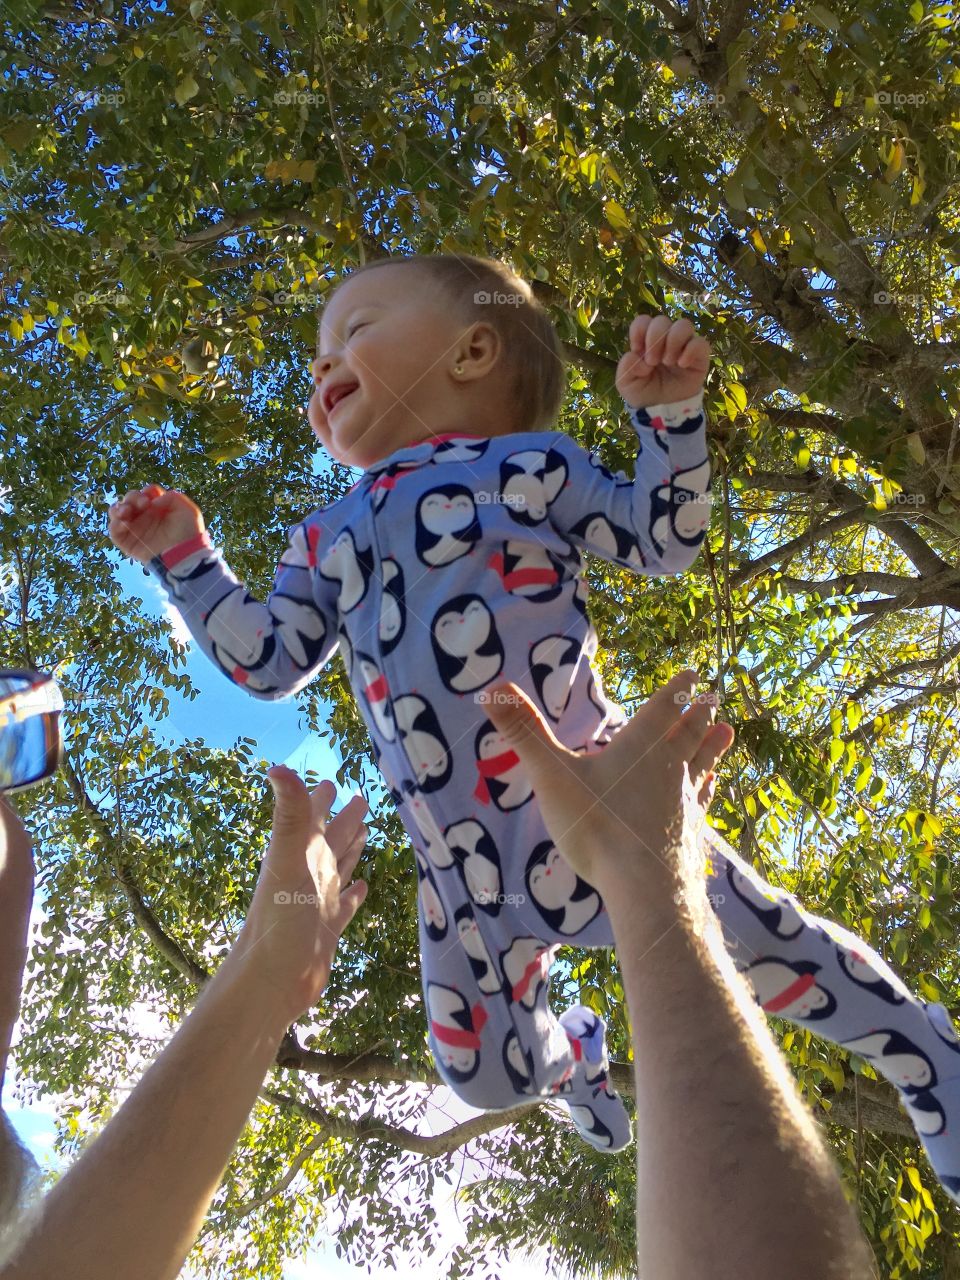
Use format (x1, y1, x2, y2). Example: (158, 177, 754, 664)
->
(604, 848, 875, 1280)
(2, 949, 289, 1280)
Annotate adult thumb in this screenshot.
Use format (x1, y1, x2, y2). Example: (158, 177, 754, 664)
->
(484, 684, 570, 787)
(266, 765, 312, 841)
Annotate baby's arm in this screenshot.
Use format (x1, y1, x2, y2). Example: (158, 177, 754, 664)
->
(109, 486, 339, 699)
(546, 314, 712, 575)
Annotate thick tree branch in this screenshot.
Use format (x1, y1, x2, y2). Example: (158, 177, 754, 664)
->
(261, 1086, 537, 1157)
(846, 639, 960, 705)
(60, 753, 210, 986)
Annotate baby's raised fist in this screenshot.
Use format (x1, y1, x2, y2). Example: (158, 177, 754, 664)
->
(108, 485, 205, 565)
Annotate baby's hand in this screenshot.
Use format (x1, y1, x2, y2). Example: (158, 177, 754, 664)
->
(108, 484, 206, 564)
(616, 314, 711, 411)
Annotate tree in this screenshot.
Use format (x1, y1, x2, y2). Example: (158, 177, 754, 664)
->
(1, 0, 959, 1273)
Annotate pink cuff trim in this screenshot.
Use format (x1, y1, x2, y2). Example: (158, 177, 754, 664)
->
(161, 531, 212, 569)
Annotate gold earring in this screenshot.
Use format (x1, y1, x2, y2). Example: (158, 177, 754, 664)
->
(453, 364, 463, 375)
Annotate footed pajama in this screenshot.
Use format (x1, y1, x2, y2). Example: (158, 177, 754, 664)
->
(145, 395, 960, 1196)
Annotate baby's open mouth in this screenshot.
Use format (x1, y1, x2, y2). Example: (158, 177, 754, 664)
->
(325, 383, 359, 415)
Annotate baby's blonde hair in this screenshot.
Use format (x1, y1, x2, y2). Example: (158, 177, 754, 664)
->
(330, 253, 568, 434)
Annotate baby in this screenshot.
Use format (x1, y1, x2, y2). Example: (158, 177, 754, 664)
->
(109, 255, 960, 1191)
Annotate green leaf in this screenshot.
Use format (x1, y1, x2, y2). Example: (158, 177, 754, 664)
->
(174, 74, 200, 106)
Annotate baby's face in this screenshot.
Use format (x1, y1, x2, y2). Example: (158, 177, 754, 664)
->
(310, 266, 484, 470)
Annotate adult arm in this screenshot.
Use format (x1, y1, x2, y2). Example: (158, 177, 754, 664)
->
(0, 798, 32, 1095)
(1, 768, 368, 1280)
(485, 673, 875, 1280)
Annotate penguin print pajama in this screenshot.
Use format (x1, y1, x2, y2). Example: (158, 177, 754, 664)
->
(147, 395, 960, 1196)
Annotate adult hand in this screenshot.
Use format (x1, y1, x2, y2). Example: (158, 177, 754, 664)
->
(0, 796, 35, 1093)
(228, 766, 369, 1025)
(484, 671, 734, 905)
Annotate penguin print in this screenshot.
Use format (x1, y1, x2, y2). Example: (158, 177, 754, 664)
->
(837, 949, 908, 1006)
(743, 958, 837, 1021)
(500, 937, 552, 1010)
(415, 485, 481, 566)
(356, 651, 396, 742)
(205, 588, 280, 692)
(503, 1031, 537, 1095)
(568, 513, 644, 569)
(416, 850, 448, 943)
(726, 864, 805, 941)
(842, 1030, 935, 1091)
(431, 595, 504, 694)
(367, 457, 424, 512)
(526, 840, 603, 935)
(568, 1102, 615, 1149)
(267, 594, 334, 670)
(406, 788, 455, 868)
(454, 904, 502, 994)
(444, 818, 503, 912)
(498, 448, 568, 526)
(530, 635, 580, 722)
(487, 540, 566, 603)
(394, 694, 453, 793)
(431, 436, 490, 466)
(473, 721, 533, 810)
(902, 1090, 947, 1138)
(926, 1002, 960, 1053)
(588, 451, 632, 486)
(427, 982, 487, 1084)
(318, 528, 374, 613)
(378, 557, 406, 655)
(649, 458, 712, 555)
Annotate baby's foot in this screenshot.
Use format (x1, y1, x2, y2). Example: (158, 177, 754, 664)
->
(559, 1005, 633, 1152)
(843, 1002, 960, 1204)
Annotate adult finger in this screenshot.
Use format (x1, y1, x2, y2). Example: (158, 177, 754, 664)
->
(615, 670, 700, 752)
(689, 722, 735, 787)
(266, 765, 315, 851)
(335, 827, 368, 886)
(331, 878, 368, 935)
(485, 683, 578, 793)
(324, 792, 367, 848)
(306, 779, 336, 828)
(665, 697, 716, 752)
